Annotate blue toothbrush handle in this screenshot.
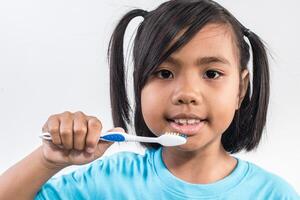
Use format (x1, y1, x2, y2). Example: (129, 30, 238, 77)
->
(39, 131, 128, 142)
(100, 133, 126, 142)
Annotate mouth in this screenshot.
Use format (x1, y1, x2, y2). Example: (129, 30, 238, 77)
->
(166, 115, 207, 136)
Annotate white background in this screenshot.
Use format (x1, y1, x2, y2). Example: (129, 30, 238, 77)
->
(0, 0, 299, 193)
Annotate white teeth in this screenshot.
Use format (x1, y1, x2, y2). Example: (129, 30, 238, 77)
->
(187, 119, 196, 124)
(174, 119, 201, 125)
(179, 119, 186, 124)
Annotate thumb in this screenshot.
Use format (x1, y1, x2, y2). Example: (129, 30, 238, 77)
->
(93, 127, 125, 158)
(106, 127, 126, 133)
(42, 122, 48, 133)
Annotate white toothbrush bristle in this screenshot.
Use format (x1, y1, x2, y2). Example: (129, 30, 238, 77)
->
(165, 132, 187, 138)
(158, 132, 187, 146)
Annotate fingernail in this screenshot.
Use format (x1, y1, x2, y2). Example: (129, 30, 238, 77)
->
(86, 147, 94, 153)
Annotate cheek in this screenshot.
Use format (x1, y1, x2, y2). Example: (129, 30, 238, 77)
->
(141, 84, 168, 134)
(141, 84, 160, 114)
(208, 81, 239, 132)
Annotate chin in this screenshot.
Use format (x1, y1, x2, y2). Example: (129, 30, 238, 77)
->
(166, 141, 207, 152)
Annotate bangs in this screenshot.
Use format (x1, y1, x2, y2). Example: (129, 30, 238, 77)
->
(134, 1, 228, 87)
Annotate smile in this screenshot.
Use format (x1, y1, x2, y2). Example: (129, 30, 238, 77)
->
(167, 118, 207, 136)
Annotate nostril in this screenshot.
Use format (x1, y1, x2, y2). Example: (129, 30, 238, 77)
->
(172, 92, 200, 105)
(177, 99, 184, 104)
(177, 98, 196, 105)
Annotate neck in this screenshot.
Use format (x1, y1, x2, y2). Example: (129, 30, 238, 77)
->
(162, 141, 237, 184)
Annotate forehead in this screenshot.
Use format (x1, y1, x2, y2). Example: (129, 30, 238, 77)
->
(168, 23, 239, 67)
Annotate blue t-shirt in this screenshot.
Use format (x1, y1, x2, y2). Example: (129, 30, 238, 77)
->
(35, 147, 299, 199)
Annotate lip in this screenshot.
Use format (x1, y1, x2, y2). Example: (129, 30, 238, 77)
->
(167, 120, 206, 136)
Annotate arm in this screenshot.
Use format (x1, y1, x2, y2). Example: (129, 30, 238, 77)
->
(0, 146, 65, 200)
(0, 111, 119, 200)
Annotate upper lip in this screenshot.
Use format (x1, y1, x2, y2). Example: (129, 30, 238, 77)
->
(167, 113, 206, 121)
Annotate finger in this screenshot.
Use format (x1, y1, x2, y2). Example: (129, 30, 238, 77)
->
(47, 115, 62, 145)
(59, 112, 74, 150)
(73, 112, 88, 151)
(85, 117, 102, 153)
(106, 127, 125, 133)
(42, 122, 48, 133)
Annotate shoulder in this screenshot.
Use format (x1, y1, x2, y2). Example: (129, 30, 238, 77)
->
(91, 147, 157, 172)
(101, 147, 154, 164)
(35, 148, 159, 199)
(241, 159, 299, 199)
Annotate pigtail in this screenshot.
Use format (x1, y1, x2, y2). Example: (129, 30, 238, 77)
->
(240, 29, 270, 151)
(221, 29, 270, 153)
(108, 9, 147, 132)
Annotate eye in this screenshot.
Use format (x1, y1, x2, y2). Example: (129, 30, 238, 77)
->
(203, 70, 222, 79)
(155, 69, 173, 79)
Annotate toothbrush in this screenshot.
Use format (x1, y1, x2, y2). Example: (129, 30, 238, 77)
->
(39, 131, 187, 147)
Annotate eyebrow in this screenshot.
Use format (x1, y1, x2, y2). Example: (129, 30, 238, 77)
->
(164, 56, 231, 66)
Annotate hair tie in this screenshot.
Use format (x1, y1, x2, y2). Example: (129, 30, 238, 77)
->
(140, 10, 149, 19)
(243, 28, 251, 37)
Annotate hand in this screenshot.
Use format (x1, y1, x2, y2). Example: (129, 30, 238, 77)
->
(40, 111, 123, 168)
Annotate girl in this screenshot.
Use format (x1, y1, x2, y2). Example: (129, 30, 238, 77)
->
(0, 0, 298, 199)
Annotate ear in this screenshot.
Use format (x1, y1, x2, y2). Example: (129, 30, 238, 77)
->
(236, 69, 249, 110)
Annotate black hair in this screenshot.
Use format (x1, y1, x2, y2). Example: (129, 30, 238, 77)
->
(108, 0, 269, 154)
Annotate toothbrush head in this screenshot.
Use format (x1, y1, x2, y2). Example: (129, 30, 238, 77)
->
(157, 132, 187, 146)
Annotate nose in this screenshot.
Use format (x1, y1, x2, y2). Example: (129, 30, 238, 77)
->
(173, 93, 198, 105)
(171, 76, 202, 106)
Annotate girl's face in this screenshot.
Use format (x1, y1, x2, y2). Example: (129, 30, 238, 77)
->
(141, 23, 249, 151)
